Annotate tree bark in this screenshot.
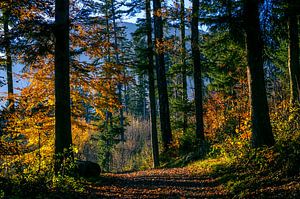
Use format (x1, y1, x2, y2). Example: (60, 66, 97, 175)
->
(287, 2, 300, 104)
(180, 0, 188, 134)
(54, 0, 73, 172)
(244, 0, 275, 147)
(146, 0, 160, 168)
(192, 0, 205, 141)
(3, 9, 14, 112)
(153, 0, 172, 152)
(111, 0, 125, 141)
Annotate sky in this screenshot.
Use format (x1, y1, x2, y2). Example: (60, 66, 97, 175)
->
(0, 63, 26, 107)
(0, 0, 194, 106)
(122, 0, 192, 23)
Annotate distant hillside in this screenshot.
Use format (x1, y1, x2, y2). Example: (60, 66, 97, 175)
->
(120, 22, 138, 39)
(121, 21, 193, 39)
(0, 22, 196, 106)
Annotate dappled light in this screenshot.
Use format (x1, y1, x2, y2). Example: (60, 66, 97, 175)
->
(0, 0, 299, 198)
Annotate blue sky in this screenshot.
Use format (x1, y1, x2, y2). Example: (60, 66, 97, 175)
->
(122, 0, 192, 23)
(0, 0, 194, 106)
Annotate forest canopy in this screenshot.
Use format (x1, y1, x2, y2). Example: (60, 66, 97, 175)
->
(0, 0, 299, 198)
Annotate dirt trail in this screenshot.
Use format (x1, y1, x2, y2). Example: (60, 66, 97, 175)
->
(81, 166, 300, 199)
(85, 168, 229, 198)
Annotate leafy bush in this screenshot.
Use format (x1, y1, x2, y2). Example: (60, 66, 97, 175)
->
(0, 148, 86, 198)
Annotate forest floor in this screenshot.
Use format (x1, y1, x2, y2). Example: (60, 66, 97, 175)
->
(79, 157, 300, 199)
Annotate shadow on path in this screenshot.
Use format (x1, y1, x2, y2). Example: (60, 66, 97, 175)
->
(85, 168, 230, 198)
(80, 165, 300, 199)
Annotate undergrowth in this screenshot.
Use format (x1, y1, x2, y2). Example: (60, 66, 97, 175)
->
(183, 106, 300, 198)
(0, 150, 86, 198)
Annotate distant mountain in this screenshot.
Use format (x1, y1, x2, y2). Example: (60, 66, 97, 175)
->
(121, 22, 193, 39)
(120, 22, 138, 39)
(0, 22, 196, 105)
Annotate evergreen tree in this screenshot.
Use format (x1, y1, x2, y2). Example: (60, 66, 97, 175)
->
(146, 0, 159, 167)
(192, 0, 205, 142)
(180, 0, 188, 134)
(111, 0, 125, 141)
(3, 7, 14, 112)
(153, 0, 172, 152)
(131, 7, 160, 167)
(54, 0, 73, 172)
(244, 0, 275, 147)
(287, 0, 300, 104)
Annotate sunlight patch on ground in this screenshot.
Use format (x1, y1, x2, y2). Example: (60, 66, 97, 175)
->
(187, 156, 233, 174)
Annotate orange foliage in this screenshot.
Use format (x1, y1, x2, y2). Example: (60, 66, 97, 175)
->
(2, 10, 127, 164)
(204, 84, 250, 142)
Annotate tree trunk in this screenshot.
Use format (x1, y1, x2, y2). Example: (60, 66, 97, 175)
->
(192, 0, 204, 141)
(180, 0, 188, 134)
(153, 0, 172, 152)
(111, 0, 125, 142)
(287, 3, 300, 104)
(54, 0, 73, 172)
(124, 71, 129, 114)
(146, 0, 160, 168)
(3, 9, 14, 112)
(244, 0, 275, 148)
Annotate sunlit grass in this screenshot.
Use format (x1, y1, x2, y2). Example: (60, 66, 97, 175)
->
(187, 156, 233, 175)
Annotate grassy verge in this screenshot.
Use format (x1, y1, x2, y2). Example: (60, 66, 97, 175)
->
(183, 133, 300, 198)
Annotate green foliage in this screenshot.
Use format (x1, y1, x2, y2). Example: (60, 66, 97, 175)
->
(202, 31, 247, 95)
(270, 103, 300, 176)
(160, 128, 211, 168)
(97, 113, 127, 172)
(209, 136, 250, 160)
(207, 106, 300, 196)
(123, 141, 152, 171)
(52, 173, 84, 194)
(169, 98, 194, 130)
(0, 148, 86, 198)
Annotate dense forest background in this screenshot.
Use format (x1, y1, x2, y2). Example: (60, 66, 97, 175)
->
(0, 0, 299, 198)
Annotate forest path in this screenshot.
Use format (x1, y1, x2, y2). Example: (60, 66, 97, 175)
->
(84, 167, 230, 198)
(82, 161, 300, 199)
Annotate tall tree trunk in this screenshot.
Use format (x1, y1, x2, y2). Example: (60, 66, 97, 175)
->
(287, 1, 300, 104)
(244, 0, 275, 147)
(104, 1, 113, 171)
(153, 0, 172, 152)
(111, 0, 125, 141)
(54, 0, 73, 172)
(180, 0, 188, 134)
(146, 0, 159, 168)
(105, 0, 111, 63)
(124, 71, 129, 114)
(192, 0, 204, 141)
(3, 9, 14, 112)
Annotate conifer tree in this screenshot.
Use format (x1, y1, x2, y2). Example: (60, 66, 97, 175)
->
(2, 4, 14, 112)
(244, 0, 275, 147)
(54, 0, 73, 172)
(180, 0, 188, 134)
(153, 0, 172, 152)
(287, 0, 300, 104)
(192, 0, 205, 142)
(146, 0, 159, 167)
(111, 0, 125, 141)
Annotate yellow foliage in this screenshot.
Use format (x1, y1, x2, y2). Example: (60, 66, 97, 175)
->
(1, 12, 127, 168)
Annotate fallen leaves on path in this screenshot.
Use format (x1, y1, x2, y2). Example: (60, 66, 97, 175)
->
(85, 168, 229, 198)
(78, 164, 300, 199)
